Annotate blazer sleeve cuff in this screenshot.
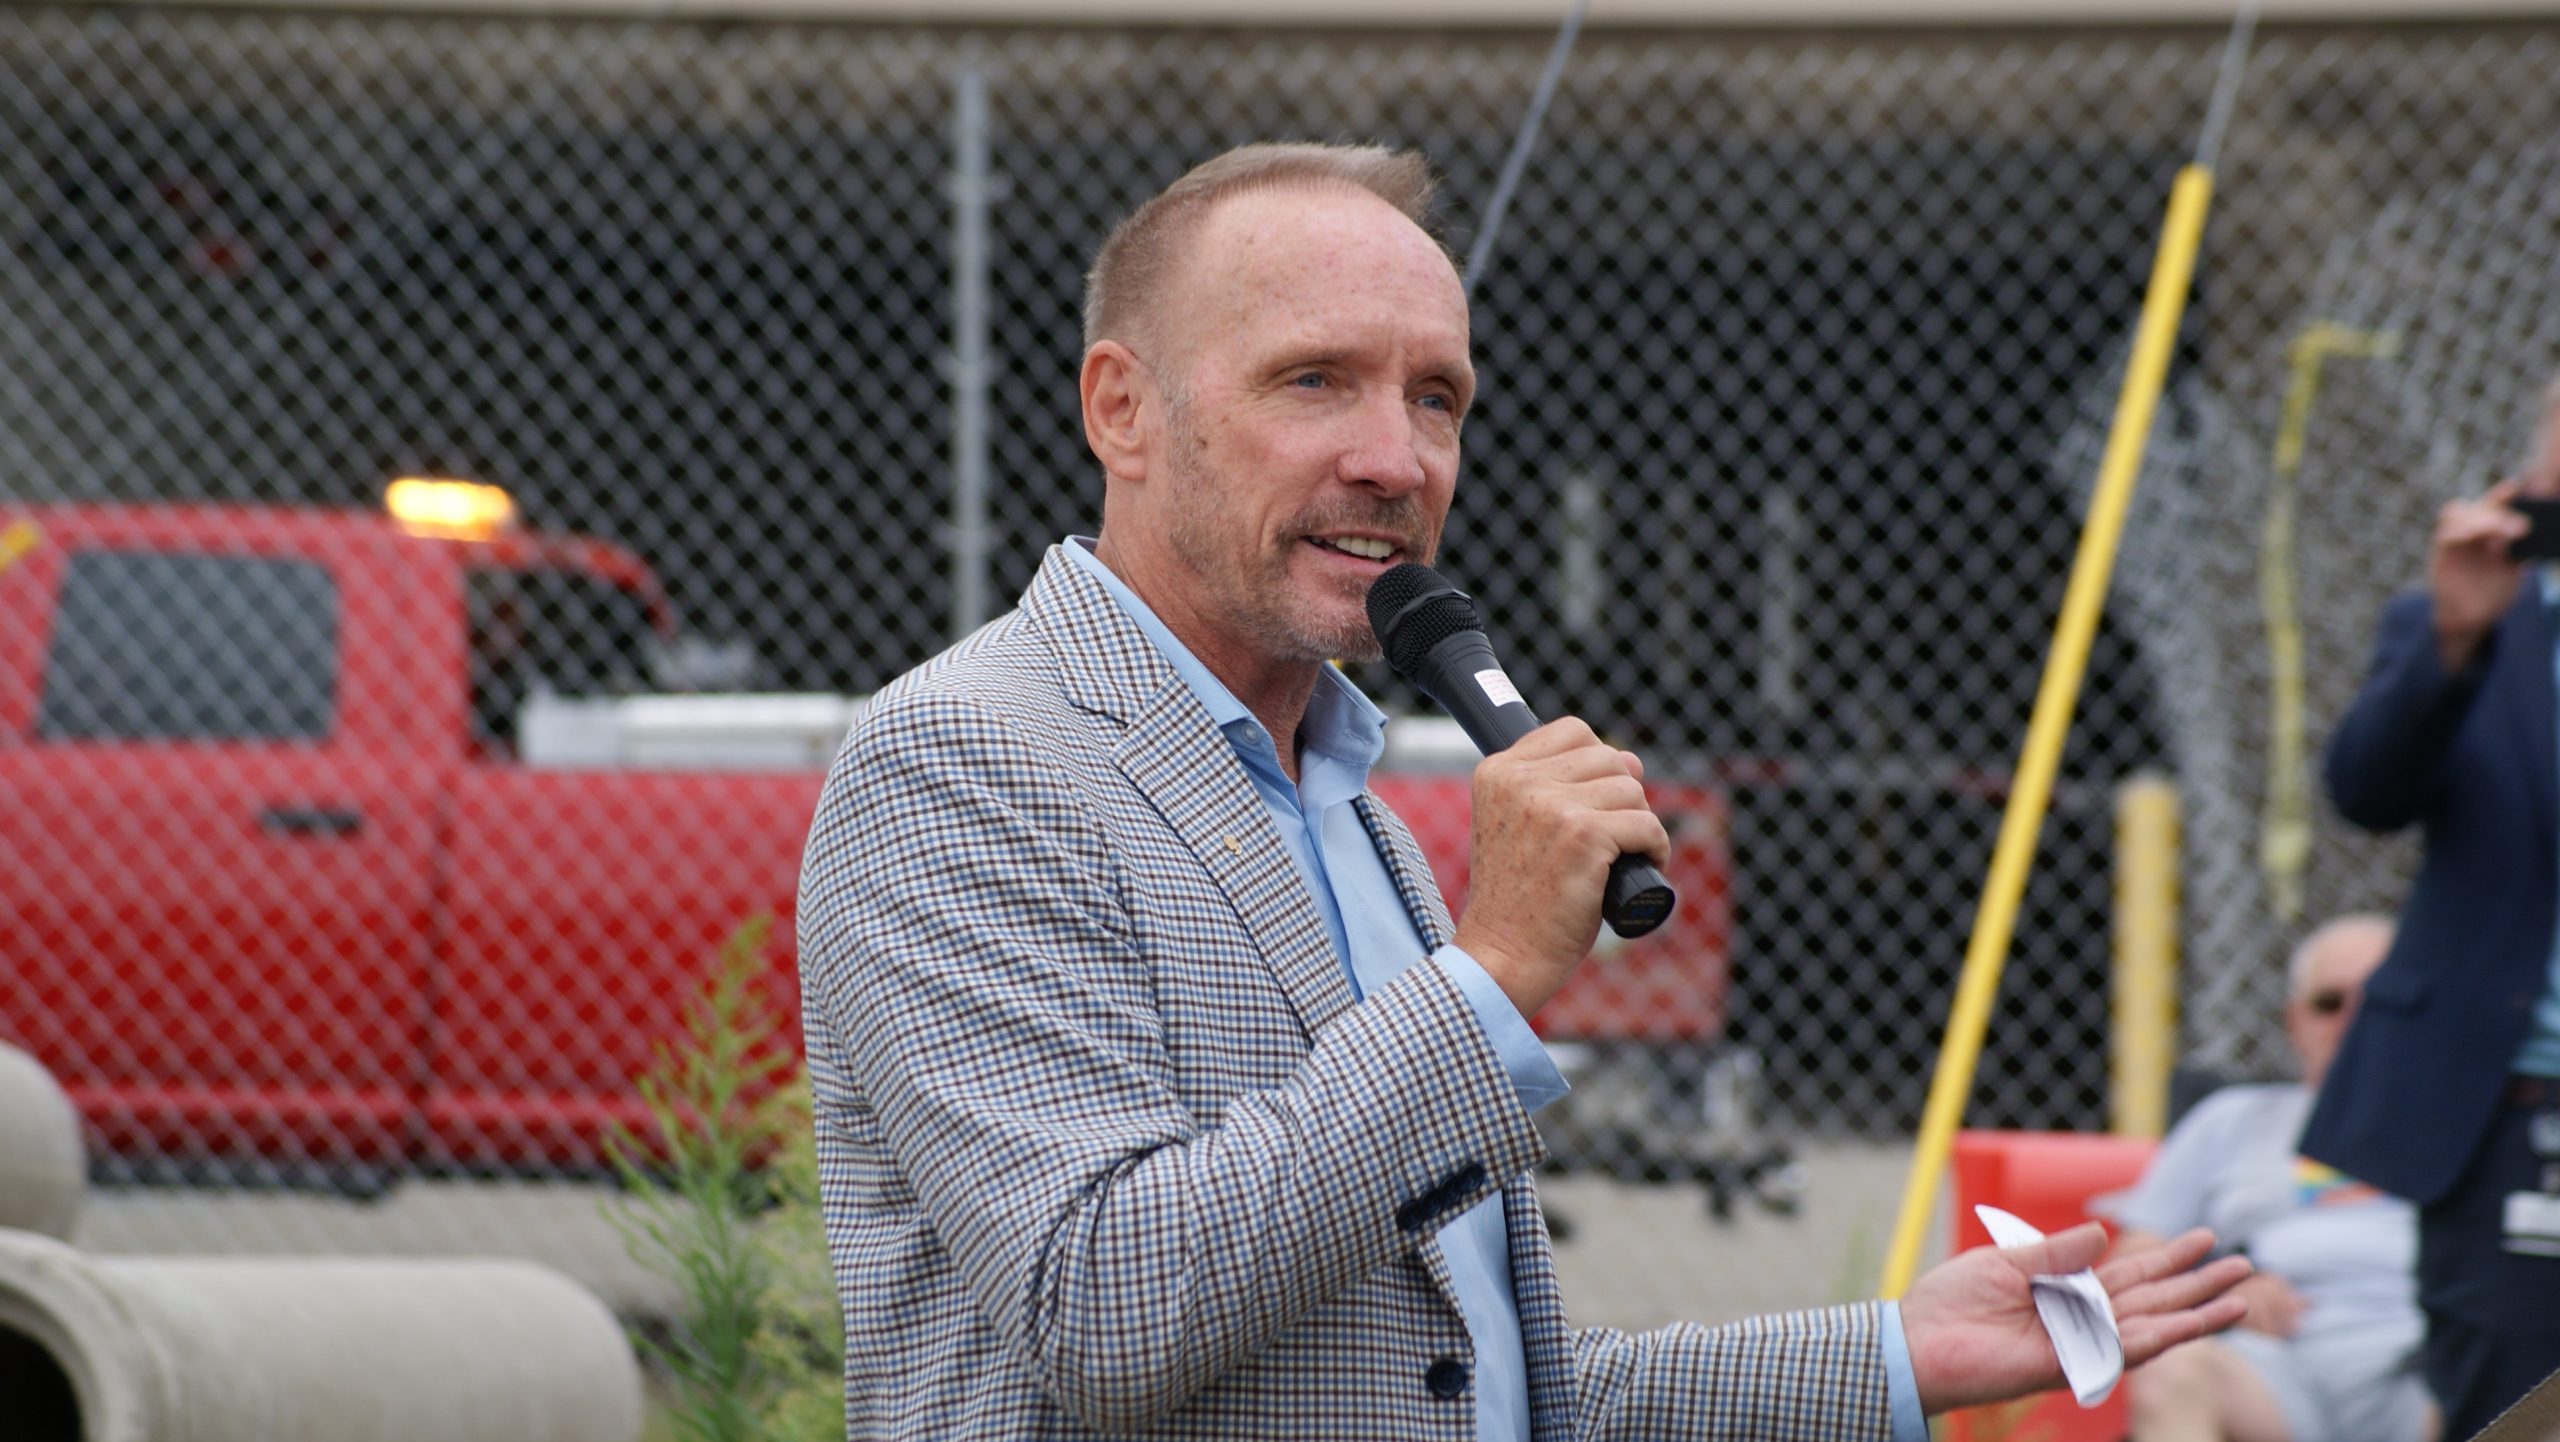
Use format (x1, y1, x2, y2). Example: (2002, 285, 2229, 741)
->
(1433, 944, 1571, 1114)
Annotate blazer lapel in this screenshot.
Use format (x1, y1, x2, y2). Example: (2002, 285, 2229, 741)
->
(1023, 547, 1357, 1040)
(1033, 552, 1516, 1379)
(1359, 789, 1531, 1344)
(1354, 792, 1455, 951)
(1503, 1172, 1579, 1442)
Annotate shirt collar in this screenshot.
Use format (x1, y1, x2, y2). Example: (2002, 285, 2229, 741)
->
(1061, 537, 1385, 792)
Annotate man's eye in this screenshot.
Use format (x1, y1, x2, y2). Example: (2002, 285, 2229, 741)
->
(1291, 372, 1328, 389)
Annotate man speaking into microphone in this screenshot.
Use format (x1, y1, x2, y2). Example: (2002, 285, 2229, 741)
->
(796, 141, 2246, 1441)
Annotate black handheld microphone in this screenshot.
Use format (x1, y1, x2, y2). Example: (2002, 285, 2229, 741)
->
(1365, 563, 1676, 940)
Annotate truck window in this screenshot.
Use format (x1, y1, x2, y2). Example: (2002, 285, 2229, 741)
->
(36, 550, 338, 742)
(467, 565, 656, 753)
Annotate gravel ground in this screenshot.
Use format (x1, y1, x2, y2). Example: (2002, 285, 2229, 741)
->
(76, 1175, 690, 1318)
(73, 1139, 1945, 1334)
(1544, 1139, 1950, 1331)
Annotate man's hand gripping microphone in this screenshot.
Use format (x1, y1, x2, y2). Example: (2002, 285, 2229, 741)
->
(1365, 563, 1676, 939)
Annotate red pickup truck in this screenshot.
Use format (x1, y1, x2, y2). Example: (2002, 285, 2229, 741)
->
(0, 497, 1748, 1191)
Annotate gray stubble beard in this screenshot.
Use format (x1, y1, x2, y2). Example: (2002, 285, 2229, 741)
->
(1159, 409, 1427, 667)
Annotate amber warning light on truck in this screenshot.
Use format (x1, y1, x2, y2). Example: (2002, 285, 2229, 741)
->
(0, 519, 39, 574)
(385, 477, 517, 540)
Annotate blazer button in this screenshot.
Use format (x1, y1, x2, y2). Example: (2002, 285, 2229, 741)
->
(1425, 1357, 1469, 1398)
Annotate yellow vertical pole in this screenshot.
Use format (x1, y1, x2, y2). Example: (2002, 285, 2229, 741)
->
(2259, 325, 2397, 921)
(1878, 164, 2218, 1299)
(2112, 775, 2180, 1138)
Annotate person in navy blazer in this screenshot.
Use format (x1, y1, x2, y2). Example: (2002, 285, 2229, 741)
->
(2306, 377, 2560, 1437)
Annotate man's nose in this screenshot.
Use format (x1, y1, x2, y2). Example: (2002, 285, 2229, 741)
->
(1336, 391, 1431, 495)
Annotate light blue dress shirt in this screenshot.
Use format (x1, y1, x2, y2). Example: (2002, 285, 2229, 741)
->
(1063, 538, 1923, 1441)
(2516, 571, 2560, 1076)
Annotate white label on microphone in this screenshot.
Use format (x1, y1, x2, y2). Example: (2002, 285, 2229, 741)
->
(1474, 668, 1524, 710)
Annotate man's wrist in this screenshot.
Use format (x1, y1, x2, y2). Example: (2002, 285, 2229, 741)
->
(1449, 922, 1534, 1014)
(1880, 1302, 1928, 1441)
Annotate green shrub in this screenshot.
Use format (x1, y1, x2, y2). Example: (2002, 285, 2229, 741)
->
(607, 915, 844, 1442)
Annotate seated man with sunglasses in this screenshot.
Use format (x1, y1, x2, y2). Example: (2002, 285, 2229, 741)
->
(2103, 914, 2432, 1442)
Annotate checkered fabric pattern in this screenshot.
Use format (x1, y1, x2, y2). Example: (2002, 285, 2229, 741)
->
(796, 546, 1889, 1439)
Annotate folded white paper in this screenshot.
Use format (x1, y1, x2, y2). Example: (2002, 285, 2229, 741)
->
(1974, 1203, 2123, 1407)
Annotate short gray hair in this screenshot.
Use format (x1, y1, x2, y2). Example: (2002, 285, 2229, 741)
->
(2287, 912, 2395, 997)
(1081, 142, 1443, 357)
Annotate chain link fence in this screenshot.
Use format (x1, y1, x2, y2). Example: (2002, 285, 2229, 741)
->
(5, 4, 2559, 1331)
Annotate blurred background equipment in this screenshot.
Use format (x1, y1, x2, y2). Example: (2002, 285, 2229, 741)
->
(3, 1, 2558, 1338)
(0, 1042, 86, 1242)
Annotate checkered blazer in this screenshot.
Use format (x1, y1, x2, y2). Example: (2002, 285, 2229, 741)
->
(797, 546, 1889, 1440)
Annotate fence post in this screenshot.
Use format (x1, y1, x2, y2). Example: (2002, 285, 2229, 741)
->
(2112, 773, 2180, 1137)
(949, 58, 992, 640)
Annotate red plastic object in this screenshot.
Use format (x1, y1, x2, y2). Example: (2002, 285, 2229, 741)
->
(1942, 1129, 2158, 1442)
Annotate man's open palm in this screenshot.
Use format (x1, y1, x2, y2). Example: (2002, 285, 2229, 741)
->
(1900, 1223, 2252, 1414)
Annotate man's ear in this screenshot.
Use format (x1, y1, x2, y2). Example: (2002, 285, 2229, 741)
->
(1081, 341, 1152, 483)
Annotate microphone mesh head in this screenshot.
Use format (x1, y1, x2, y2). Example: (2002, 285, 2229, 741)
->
(1365, 563, 1484, 679)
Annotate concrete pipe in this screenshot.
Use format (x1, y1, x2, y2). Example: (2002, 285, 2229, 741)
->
(0, 1043, 84, 1241)
(0, 1230, 643, 1442)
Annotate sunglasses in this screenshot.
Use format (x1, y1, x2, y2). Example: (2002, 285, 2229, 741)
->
(2304, 989, 2354, 1016)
